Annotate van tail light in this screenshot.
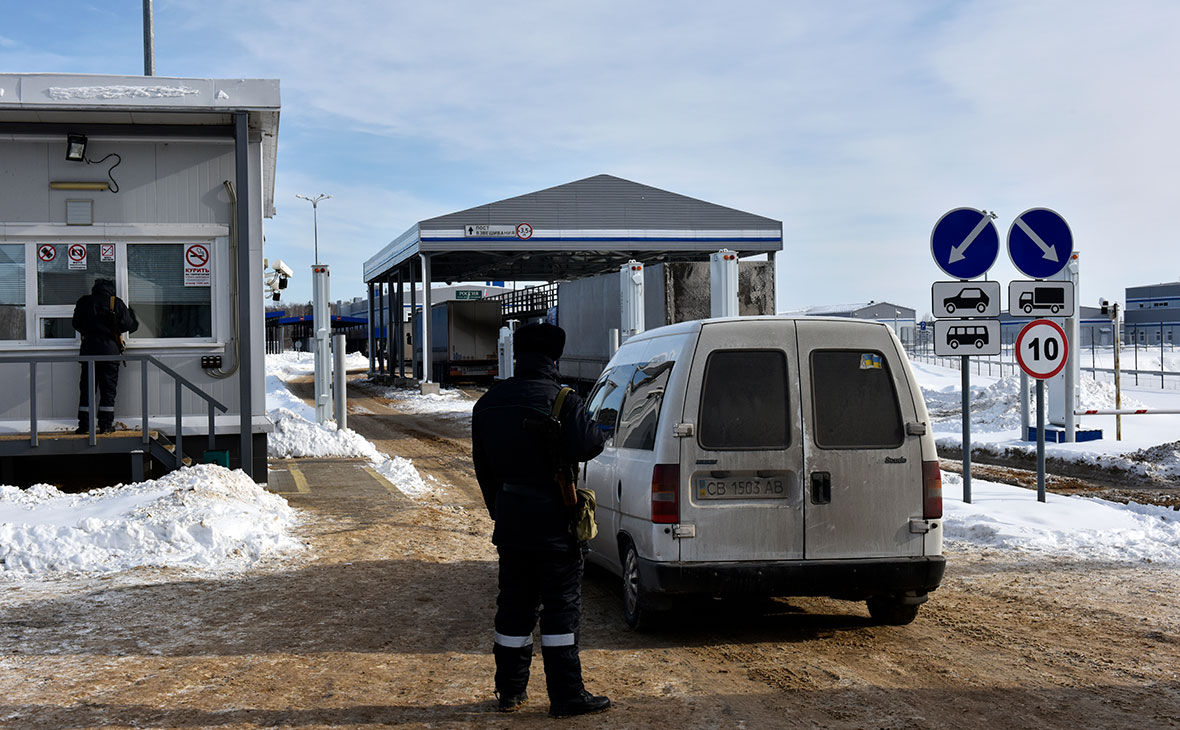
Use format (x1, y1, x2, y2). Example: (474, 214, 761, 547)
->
(923, 460, 943, 519)
(651, 464, 680, 524)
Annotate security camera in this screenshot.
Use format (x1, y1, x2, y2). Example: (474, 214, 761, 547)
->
(272, 259, 294, 278)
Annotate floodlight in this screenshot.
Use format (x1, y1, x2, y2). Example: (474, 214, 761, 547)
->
(66, 134, 87, 162)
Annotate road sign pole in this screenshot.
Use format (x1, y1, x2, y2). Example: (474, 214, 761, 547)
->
(961, 356, 971, 504)
(1036, 379, 1046, 503)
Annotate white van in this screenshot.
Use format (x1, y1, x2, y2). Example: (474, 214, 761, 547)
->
(580, 316, 944, 628)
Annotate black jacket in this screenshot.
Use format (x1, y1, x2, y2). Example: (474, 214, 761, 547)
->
(72, 280, 138, 356)
(472, 352, 606, 549)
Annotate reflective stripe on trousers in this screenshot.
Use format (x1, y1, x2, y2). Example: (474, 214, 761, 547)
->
(494, 632, 532, 648)
(540, 633, 575, 647)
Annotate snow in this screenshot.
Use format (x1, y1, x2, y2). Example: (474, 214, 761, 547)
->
(0, 352, 440, 582)
(912, 355, 1180, 481)
(910, 356, 1180, 563)
(5, 348, 1177, 584)
(381, 386, 475, 418)
(265, 352, 435, 497)
(0, 464, 302, 579)
(47, 84, 202, 100)
(942, 472, 1180, 563)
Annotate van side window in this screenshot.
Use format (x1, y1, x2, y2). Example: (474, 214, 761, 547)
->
(617, 359, 674, 450)
(585, 371, 612, 418)
(698, 350, 789, 450)
(810, 350, 904, 449)
(590, 364, 636, 434)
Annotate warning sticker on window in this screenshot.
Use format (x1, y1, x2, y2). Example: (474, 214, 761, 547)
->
(183, 243, 211, 287)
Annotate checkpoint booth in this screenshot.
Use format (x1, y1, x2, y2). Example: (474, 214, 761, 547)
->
(362, 174, 783, 387)
(0, 73, 279, 484)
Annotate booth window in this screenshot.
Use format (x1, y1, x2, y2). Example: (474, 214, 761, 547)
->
(37, 244, 116, 306)
(128, 244, 213, 338)
(0, 244, 26, 340)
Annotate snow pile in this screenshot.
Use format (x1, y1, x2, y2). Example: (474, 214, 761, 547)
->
(924, 376, 1029, 432)
(1078, 378, 1147, 412)
(267, 408, 385, 460)
(924, 374, 1147, 434)
(0, 464, 303, 579)
(382, 386, 475, 418)
(943, 472, 1180, 563)
(264, 355, 437, 498)
(266, 350, 370, 382)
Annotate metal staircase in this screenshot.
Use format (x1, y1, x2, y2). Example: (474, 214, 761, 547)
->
(0, 353, 227, 483)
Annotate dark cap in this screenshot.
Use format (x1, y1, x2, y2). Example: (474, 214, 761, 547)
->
(514, 323, 565, 361)
(92, 278, 115, 295)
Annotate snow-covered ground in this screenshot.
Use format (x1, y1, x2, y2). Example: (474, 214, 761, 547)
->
(4, 352, 1179, 584)
(911, 358, 1180, 563)
(913, 359, 1180, 481)
(0, 352, 434, 582)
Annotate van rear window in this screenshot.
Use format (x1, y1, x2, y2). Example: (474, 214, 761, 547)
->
(699, 350, 789, 450)
(810, 350, 904, 449)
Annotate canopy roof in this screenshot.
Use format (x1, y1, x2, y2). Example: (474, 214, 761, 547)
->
(363, 174, 783, 284)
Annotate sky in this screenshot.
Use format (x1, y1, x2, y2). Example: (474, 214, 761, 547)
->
(2, 1, 1178, 314)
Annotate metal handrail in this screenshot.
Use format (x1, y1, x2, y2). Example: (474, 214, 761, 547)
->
(0, 353, 228, 467)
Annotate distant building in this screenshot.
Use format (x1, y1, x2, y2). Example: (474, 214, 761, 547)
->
(782, 302, 916, 346)
(1123, 282, 1180, 346)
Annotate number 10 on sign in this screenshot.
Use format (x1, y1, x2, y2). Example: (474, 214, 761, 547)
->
(1015, 319, 1069, 380)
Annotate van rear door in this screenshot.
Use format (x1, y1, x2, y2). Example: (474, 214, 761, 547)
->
(795, 320, 924, 559)
(678, 320, 805, 562)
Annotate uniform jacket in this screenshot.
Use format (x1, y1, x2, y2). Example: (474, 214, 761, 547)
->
(472, 352, 606, 549)
(72, 280, 139, 356)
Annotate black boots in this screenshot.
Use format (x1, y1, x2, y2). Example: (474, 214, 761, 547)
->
(496, 689, 528, 713)
(548, 690, 611, 718)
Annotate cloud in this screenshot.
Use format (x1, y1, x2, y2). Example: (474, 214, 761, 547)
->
(20, 0, 1179, 312)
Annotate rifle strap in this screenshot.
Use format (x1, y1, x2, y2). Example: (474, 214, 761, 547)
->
(551, 386, 572, 421)
(109, 295, 126, 357)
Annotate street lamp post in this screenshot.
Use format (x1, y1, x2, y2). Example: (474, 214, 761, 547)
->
(296, 193, 331, 264)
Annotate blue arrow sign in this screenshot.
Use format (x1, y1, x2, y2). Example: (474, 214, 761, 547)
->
(1007, 207, 1072, 279)
(930, 208, 999, 279)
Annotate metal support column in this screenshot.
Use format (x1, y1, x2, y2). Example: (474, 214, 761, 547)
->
(233, 111, 254, 478)
(385, 275, 395, 381)
(311, 264, 332, 423)
(409, 262, 418, 381)
(961, 356, 971, 504)
(396, 269, 405, 379)
(377, 281, 385, 376)
(333, 333, 347, 430)
(366, 282, 375, 377)
(421, 253, 434, 386)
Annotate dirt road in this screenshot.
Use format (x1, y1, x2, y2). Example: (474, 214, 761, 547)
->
(0, 377, 1177, 729)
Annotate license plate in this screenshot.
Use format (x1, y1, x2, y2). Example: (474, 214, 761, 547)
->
(696, 474, 788, 500)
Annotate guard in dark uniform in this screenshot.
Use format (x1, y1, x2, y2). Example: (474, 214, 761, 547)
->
(472, 323, 610, 718)
(72, 278, 138, 434)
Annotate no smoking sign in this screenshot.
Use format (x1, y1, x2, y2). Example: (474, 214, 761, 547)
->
(1016, 319, 1069, 380)
(183, 243, 211, 287)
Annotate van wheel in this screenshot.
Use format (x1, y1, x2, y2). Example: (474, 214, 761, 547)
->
(866, 596, 920, 626)
(622, 544, 654, 631)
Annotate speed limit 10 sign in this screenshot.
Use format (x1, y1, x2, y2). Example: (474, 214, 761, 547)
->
(1015, 318, 1069, 379)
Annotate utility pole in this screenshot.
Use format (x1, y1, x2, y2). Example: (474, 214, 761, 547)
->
(143, 0, 155, 76)
(296, 193, 331, 265)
